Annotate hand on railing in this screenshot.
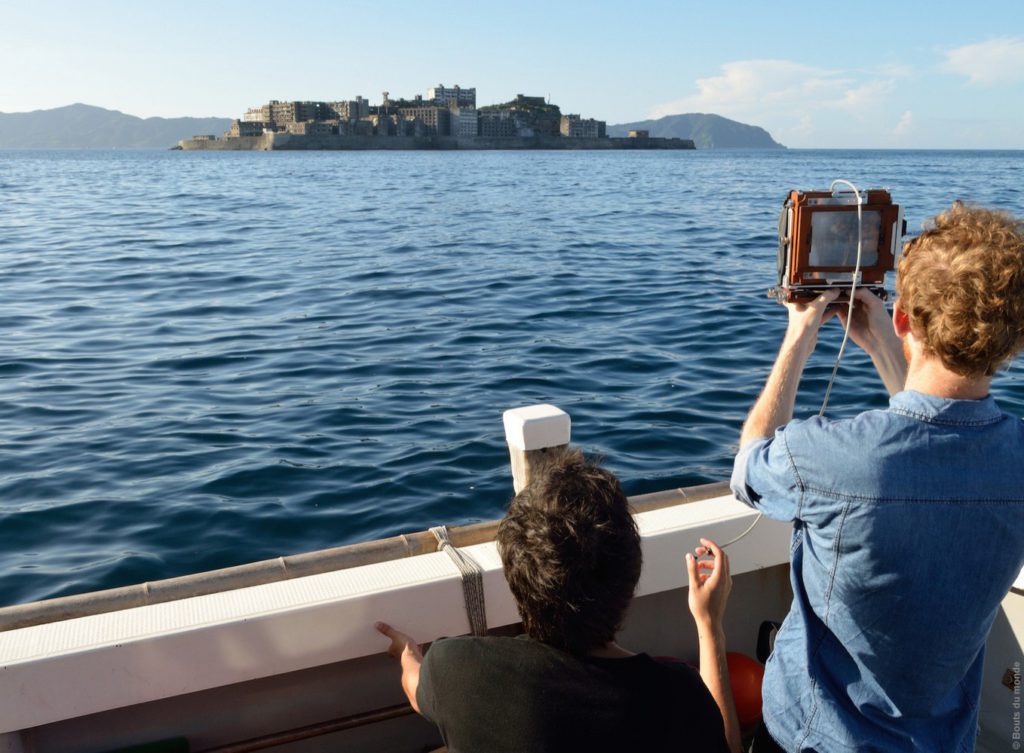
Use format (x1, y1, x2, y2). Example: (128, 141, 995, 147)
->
(375, 621, 424, 713)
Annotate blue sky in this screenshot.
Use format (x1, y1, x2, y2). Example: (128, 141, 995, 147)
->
(2, 0, 1022, 148)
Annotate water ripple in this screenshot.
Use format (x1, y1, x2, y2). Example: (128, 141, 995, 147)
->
(1, 148, 1023, 605)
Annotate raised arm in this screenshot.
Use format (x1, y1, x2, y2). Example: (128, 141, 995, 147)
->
(835, 288, 907, 396)
(739, 290, 838, 448)
(375, 621, 423, 713)
(687, 538, 741, 753)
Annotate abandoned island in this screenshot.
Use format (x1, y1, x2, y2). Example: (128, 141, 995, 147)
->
(178, 84, 695, 151)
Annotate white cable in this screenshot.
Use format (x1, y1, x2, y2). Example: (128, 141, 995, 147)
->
(720, 181, 865, 550)
(717, 513, 763, 549)
(819, 180, 864, 417)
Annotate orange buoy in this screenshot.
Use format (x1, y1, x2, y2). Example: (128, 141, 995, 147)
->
(727, 651, 765, 731)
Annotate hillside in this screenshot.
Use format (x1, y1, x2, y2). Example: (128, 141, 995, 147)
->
(608, 113, 784, 149)
(0, 104, 232, 149)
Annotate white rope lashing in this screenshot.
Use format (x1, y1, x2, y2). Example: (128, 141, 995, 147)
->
(429, 525, 488, 636)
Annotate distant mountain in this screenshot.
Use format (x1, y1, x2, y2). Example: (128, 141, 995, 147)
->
(608, 113, 784, 149)
(0, 104, 232, 149)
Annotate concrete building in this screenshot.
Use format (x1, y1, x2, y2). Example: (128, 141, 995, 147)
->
(450, 106, 478, 137)
(298, 102, 331, 122)
(264, 101, 332, 124)
(227, 120, 267, 137)
(560, 114, 606, 139)
(329, 102, 353, 121)
(243, 106, 271, 123)
(327, 97, 369, 122)
(478, 111, 517, 138)
(225, 90, 612, 144)
(268, 101, 297, 124)
(285, 121, 335, 136)
(398, 106, 451, 136)
(364, 114, 401, 136)
(352, 118, 375, 137)
(427, 84, 476, 108)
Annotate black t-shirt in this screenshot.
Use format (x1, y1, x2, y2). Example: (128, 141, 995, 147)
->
(416, 635, 730, 753)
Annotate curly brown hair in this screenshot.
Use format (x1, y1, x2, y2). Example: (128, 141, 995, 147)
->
(496, 449, 642, 654)
(897, 202, 1024, 377)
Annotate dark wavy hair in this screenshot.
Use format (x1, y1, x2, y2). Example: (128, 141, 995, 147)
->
(496, 449, 642, 654)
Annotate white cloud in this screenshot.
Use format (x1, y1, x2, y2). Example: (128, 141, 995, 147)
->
(650, 60, 847, 120)
(649, 59, 904, 146)
(944, 37, 1024, 85)
(793, 113, 815, 136)
(876, 63, 914, 79)
(829, 80, 896, 111)
(894, 110, 913, 137)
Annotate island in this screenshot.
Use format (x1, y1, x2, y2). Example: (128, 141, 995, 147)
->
(178, 85, 695, 151)
(608, 113, 785, 149)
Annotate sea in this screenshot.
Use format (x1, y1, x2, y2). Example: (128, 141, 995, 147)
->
(2, 148, 1023, 607)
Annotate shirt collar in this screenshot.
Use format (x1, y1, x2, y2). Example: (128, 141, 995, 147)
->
(888, 389, 1004, 426)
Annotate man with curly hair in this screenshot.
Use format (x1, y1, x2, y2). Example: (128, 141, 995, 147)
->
(378, 449, 741, 752)
(732, 202, 1024, 752)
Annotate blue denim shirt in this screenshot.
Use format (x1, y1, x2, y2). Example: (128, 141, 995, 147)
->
(732, 390, 1024, 753)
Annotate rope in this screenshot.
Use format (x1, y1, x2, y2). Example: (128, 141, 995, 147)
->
(429, 525, 488, 637)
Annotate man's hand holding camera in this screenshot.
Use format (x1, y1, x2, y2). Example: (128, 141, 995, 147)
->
(783, 288, 840, 354)
(835, 289, 907, 395)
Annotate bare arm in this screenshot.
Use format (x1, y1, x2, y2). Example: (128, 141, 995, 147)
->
(375, 621, 423, 713)
(687, 538, 741, 753)
(835, 288, 907, 396)
(739, 290, 839, 448)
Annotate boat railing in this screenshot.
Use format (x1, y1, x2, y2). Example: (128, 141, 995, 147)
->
(0, 481, 730, 632)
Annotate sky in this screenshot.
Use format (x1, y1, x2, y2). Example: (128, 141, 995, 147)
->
(1, 0, 1022, 148)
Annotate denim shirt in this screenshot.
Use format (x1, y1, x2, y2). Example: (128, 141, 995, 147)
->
(731, 390, 1024, 753)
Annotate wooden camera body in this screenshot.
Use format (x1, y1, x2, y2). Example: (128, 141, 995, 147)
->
(772, 188, 905, 303)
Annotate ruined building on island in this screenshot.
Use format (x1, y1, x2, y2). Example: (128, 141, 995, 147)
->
(181, 84, 694, 151)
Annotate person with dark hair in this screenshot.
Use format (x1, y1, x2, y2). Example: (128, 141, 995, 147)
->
(377, 449, 741, 753)
(733, 202, 1024, 752)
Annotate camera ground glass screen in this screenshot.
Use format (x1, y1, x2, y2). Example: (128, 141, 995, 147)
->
(809, 210, 881, 267)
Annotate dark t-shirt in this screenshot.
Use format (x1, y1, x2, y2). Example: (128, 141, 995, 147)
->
(416, 635, 730, 753)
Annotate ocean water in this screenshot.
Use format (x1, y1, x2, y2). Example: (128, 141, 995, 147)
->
(2, 148, 1023, 607)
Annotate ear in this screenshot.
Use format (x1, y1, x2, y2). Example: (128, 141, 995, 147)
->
(892, 301, 912, 338)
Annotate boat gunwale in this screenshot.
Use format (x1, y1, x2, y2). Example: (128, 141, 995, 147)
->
(0, 480, 731, 632)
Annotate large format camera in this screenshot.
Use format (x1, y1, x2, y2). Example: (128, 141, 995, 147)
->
(771, 188, 906, 303)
